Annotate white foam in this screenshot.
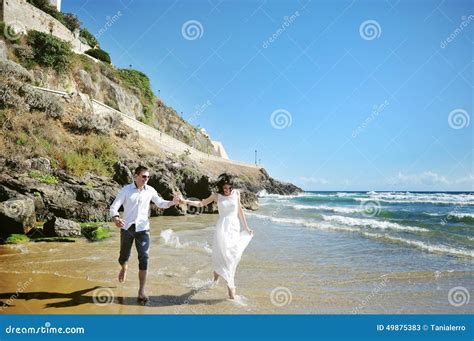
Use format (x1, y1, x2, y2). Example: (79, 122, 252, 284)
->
(293, 204, 363, 214)
(448, 212, 474, 219)
(160, 229, 212, 254)
(321, 215, 428, 232)
(246, 212, 359, 233)
(360, 192, 474, 205)
(228, 295, 249, 307)
(363, 232, 474, 258)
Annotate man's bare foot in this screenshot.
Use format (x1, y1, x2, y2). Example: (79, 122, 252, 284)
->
(138, 292, 149, 303)
(118, 267, 127, 283)
(228, 287, 235, 299)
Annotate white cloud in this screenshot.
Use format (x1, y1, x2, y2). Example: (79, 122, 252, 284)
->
(387, 171, 473, 188)
(299, 176, 330, 185)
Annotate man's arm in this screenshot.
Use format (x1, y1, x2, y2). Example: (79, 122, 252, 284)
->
(181, 193, 216, 207)
(110, 187, 126, 227)
(151, 190, 175, 209)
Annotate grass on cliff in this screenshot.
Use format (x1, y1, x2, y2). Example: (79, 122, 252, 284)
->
(0, 109, 118, 177)
(29, 170, 59, 184)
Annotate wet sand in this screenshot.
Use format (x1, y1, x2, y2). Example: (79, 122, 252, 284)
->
(0, 215, 472, 314)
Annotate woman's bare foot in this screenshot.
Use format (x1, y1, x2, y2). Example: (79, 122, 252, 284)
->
(118, 266, 127, 283)
(212, 271, 219, 287)
(227, 287, 236, 299)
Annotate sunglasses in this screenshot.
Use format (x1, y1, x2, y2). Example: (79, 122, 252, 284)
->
(141, 175, 150, 179)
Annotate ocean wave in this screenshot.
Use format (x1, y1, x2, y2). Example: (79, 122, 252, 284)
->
(160, 229, 212, 254)
(355, 197, 474, 206)
(293, 204, 363, 214)
(257, 190, 315, 199)
(362, 232, 474, 258)
(321, 215, 428, 232)
(246, 212, 359, 233)
(448, 212, 474, 219)
(361, 192, 474, 205)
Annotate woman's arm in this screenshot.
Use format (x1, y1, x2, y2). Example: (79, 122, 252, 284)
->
(237, 190, 253, 234)
(181, 192, 217, 207)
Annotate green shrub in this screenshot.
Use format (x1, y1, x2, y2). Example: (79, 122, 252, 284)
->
(117, 68, 155, 123)
(5, 234, 29, 244)
(61, 13, 81, 32)
(27, 0, 59, 19)
(27, 1, 79, 33)
(80, 28, 98, 48)
(61, 135, 117, 177)
(117, 69, 154, 103)
(29, 170, 59, 185)
(26, 30, 72, 73)
(80, 222, 111, 241)
(85, 48, 111, 64)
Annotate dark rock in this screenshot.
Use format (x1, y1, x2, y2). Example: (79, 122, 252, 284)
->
(113, 161, 132, 185)
(27, 157, 52, 174)
(43, 216, 81, 237)
(0, 197, 36, 237)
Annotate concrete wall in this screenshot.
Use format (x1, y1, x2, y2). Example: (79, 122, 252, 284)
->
(31, 85, 259, 169)
(211, 141, 230, 159)
(1, 0, 90, 53)
(91, 99, 258, 168)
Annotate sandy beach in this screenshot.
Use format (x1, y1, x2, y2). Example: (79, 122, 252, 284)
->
(1, 205, 472, 314)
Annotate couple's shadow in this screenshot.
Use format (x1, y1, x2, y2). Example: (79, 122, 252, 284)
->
(0, 286, 226, 309)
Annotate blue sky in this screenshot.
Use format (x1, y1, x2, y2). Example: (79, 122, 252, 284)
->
(63, 0, 473, 191)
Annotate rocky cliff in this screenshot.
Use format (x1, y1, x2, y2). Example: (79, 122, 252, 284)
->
(0, 37, 302, 240)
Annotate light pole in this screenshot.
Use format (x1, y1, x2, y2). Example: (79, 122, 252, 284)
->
(255, 150, 257, 166)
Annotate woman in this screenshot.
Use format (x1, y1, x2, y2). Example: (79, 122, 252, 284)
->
(179, 173, 253, 299)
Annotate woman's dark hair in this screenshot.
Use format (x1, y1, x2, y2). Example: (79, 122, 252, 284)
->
(215, 173, 234, 195)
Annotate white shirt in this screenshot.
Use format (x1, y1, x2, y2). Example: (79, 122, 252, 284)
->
(109, 183, 172, 232)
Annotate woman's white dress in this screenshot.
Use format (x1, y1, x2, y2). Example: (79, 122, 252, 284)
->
(212, 189, 253, 289)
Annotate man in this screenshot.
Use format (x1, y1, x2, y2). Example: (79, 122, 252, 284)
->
(110, 165, 180, 302)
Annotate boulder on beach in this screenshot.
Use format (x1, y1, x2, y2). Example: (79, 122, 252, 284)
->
(43, 216, 81, 237)
(0, 197, 36, 237)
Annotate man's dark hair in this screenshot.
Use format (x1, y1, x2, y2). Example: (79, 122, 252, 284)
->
(134, 165, 149, 175)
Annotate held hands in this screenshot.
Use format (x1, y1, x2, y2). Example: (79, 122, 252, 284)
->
(172, 192, 184, 205)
